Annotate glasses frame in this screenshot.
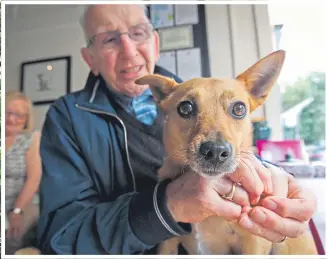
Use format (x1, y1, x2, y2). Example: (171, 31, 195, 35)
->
(87, 22, 155, 49)
(5, 110, 28, 121)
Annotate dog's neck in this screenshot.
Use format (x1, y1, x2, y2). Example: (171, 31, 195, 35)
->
(158, 157, 187, 181)
(159, 157, 226, 181)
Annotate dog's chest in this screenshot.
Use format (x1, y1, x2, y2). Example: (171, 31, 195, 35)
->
(191, 216, 243, 255)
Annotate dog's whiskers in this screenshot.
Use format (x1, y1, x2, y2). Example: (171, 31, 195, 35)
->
(188, 156, 204, 175)
(212, 159, 218, 176)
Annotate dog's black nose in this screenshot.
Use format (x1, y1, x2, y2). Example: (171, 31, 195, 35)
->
(199, 141, 231, 162)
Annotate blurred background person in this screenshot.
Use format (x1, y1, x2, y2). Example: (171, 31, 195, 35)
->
(5, 91, 42, 254)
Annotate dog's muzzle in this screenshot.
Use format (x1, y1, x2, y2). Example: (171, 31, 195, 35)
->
(199, 140, 232, 164)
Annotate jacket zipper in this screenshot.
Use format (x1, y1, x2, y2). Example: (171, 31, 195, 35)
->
(75, 103, 136, 192)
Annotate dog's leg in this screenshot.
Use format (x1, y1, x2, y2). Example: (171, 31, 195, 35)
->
(271, 231, 318, 255)
(239, 232, 272, 255)
(180, 223, 211, 255)
(157, 236, 182, 254)
(180, 218, 235, 255)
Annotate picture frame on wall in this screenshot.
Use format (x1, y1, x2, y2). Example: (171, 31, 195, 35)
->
(158, 25, 194, 51)
(20, 55, 71, 105)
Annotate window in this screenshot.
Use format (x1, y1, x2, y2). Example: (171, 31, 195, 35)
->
(268, 3, 326, 163)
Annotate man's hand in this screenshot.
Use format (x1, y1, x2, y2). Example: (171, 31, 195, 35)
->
(165, 152, 273, 224)
(227, 151, 274, 204)
(238, 162, 317, 242)
(165, 172, 246, 223)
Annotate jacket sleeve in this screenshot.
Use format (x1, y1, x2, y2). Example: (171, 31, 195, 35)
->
(36, 98, 191, 255)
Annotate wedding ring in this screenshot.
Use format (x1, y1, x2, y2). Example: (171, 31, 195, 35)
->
(221, 182, 237, 201)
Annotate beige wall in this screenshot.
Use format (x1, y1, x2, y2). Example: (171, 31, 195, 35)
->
(205, 4, 282, 140)
(5, 3, 282, 140)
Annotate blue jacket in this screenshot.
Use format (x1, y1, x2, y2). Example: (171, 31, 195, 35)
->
(36, 66, 188, 255)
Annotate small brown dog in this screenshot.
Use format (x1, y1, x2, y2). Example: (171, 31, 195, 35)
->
(135, 50, 318, 255)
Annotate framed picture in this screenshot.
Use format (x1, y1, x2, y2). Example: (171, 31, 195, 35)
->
(20, 56, 71, 105)
(158, 25, 194, 51)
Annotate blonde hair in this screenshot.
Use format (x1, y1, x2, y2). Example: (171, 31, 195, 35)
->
(5, 91, 35, 133)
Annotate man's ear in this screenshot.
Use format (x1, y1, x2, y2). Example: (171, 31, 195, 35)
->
(236, 50, 286, 112)
(135, 74, 178, 104)
(81, 47, 100, 76)
(153, 31, 161, 63)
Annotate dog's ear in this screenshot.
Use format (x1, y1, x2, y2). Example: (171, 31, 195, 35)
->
(236, 50, 285, 112)
(135, 74, 178, 103)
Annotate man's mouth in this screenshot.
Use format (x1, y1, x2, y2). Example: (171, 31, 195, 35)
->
(121, 65, 143, 74)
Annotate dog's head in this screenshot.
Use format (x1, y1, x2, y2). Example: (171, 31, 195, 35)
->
(135, 50, 285, 177)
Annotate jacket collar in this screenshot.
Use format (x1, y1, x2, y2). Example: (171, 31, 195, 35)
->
(75, 72, 117, 115)
(75, 65, 182, 115)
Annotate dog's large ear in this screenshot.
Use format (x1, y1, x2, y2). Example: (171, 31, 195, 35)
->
(135, 74, 178, 104)
(236, 50, 285, 112)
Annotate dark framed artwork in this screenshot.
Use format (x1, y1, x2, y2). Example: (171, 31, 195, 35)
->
(20, 56, 71, 105)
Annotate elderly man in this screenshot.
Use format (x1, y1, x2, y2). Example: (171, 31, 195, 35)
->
(37, 4, 317, 255)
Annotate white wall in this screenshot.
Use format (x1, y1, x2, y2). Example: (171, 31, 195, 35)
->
(5, 4, 282, 140)
(5, 5, 89, 130)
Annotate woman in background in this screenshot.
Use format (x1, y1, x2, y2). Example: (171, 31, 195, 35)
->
(5, 91, 42, 254)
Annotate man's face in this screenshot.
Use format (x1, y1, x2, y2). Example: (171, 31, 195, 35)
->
(81, 5, 160, 97)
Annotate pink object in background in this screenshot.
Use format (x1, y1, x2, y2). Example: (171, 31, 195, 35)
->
(256, 140, 304, 163)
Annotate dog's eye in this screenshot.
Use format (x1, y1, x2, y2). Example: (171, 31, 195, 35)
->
(229, 101, 246, 119)
(177, 101, 195, 118)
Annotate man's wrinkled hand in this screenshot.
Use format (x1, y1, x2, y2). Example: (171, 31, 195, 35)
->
(238, 162, 317, 242)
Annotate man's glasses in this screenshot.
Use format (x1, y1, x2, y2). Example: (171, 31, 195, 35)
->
(87, 23, 155, 49)
(6, 110, 27, 120)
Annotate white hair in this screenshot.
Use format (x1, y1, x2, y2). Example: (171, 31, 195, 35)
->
(79, 4, 149, 44)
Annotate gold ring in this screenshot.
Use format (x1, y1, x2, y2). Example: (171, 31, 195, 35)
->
(221, 182, 237, 201)
(278, 236, 288, 243)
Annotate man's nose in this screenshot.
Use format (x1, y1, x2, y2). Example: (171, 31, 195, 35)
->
(119, 34, 138, 58)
